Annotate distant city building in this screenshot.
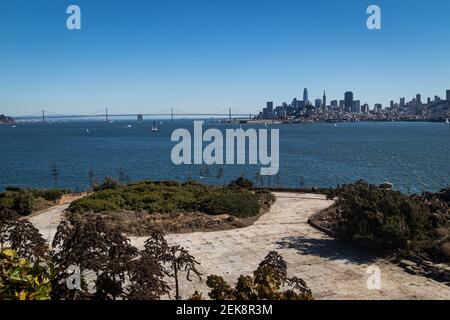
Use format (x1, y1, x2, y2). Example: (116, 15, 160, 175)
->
(427, 97, 431, 105)
(262, 101, 275, 119)
(361, 103, 369, 114)
(323, 91, 327, 109)
(434, 95, 440, 103)
(374, 104, 383, 112)
(390, 100, 394, 108)
(353, 100, 361, 113)
(330, 100, 338, 109)
(315, 99, 322, 108)
(339, 100, 345, 108)
(344, 91, 353, 112)
(447, 90, 450, 102)
(303, 88, 309, 106)
(416, 94, 422, 106)
(400, 97, 405, 108)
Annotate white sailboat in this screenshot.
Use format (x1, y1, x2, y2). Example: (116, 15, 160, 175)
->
(151, 121, 159, 132)
(446, 118, 449, 124)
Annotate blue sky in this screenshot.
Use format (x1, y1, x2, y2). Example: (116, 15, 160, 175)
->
(0, 0, 449, 116)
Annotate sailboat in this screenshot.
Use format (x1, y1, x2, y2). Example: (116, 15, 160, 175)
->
(86, 129, 90, 134)
(151, 121, 159, 132)
(446, 118, 449, 124)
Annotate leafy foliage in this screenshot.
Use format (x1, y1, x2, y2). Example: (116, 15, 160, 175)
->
(0, 249, 53, 300)
(69, 180, 272, 218)
(0, 207, 48, 260)
(0, 188, 71, 216)
(201, 251, 313, 300)
(329, 180, 450, 262)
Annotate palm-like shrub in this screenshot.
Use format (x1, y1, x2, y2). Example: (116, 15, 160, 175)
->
(0, 249, 53, 300)
(201, 251, 313, 300)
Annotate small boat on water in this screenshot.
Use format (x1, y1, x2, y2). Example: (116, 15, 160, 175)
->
(86, 129, 90, 134)
(151, 121, 159, 132)
(334, 123, 338, 127)
(446, 118, 449, 124)
(127, 124, 132, 128)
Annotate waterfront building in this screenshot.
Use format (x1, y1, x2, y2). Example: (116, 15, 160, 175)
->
(344, 91, 353, 112)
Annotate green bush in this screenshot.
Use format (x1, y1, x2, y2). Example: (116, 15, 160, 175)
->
(69, 180, 270, 218)
(201, 191, 260, 217)
(12, 190, 34, 216)
(331, 180, 450, 262)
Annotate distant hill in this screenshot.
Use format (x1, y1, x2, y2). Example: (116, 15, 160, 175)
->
(0, 114, 15, 124)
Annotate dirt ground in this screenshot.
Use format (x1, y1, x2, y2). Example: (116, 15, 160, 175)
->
(27, 192, 450, 300)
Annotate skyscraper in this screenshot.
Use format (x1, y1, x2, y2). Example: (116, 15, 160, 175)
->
(446, 90, 450, 102)
(353, 100, 361, 113)
(400, 98, 405, 108)
(303, 88, 309, 106)
(416, 94, 422, 106)
(323, 91, 327, 109)
(344, 91, 353, 112)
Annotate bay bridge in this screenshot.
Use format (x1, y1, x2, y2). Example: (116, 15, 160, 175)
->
(12, 107, 256, 122)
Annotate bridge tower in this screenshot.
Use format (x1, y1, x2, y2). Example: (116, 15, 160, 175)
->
(105, 108, 109, 123)
(42, 110, 45, 123)
(229, 108, 232, 122)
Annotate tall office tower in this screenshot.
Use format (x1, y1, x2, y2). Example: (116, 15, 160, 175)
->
(427, 97, 431, 105)
(353, 100, 361, 113)
(416, 94, 422, 106)
(344, 91, 353, 112)
(446, 90, 450, 102)
(339, 100, 345, 108)
(323, 91, 327, 108)
(434, 96, 440, 103)
(303, 88, 309, 105)
(266, 101, 274, 112)
(390, 100, 394, 108)
(400, 97, 405, 108)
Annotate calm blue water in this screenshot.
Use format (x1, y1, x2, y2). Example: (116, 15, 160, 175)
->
(1, 120, 449, 194)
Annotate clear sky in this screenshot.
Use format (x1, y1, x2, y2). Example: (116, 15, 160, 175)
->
(1, 0, 449, 116)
